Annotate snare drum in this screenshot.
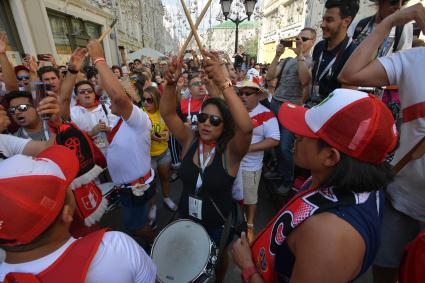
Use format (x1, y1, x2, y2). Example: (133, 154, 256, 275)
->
(151, 219, 218, 283)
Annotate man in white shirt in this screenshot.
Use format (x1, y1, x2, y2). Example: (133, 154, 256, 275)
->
(339, 4, 425, 283)
(87, 41, 156, 243)
(238, 80, 280, 242)
(0, 146, 156, 282)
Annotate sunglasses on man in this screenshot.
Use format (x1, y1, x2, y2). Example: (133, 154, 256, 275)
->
(238, 90, 259, 97)
(16, 75, 30, 81)
(300, 37, 313, 42)
(197, 113, 223, 127)
(8, 104, 33, 115)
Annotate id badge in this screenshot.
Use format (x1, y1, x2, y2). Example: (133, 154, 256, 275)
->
(189, 195, 202, 220)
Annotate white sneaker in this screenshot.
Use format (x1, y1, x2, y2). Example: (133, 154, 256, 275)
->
(163, 197, 178, 211)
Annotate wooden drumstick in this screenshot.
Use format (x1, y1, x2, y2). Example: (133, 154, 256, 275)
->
(178, 0, 213, 58)
(179, 0, 204, 52)
(98, 18, 118, 43)
(392, 136, 425, 174)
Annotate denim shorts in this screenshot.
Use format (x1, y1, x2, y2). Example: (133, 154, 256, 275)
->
(151, 149, 172, 169)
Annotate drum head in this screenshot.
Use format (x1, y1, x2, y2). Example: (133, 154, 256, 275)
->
(152, 219, 212, 283)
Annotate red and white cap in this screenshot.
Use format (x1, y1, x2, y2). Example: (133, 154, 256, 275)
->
(278, 89, 398, 164)
(0, 146, 79, 246)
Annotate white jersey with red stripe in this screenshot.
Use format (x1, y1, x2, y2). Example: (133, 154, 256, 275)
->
(379, 47, 425, 221)
(240, 103, 280, 171)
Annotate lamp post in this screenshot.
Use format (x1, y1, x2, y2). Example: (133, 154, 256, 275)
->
(220, 0, 257, 54)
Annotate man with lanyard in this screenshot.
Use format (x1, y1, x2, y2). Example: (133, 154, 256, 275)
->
(5, 91, 54, 141)
(307, 0, 359, 107)
(177, 73, 208, 129)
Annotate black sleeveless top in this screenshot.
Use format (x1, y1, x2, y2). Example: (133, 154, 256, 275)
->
(178, 139, 236, 228)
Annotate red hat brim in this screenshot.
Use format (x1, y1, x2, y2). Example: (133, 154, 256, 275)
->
(278, 103, 318, 138)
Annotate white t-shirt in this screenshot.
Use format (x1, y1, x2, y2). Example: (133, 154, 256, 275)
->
(241, 104, 280, 171)
(107, 105, 154, 185)
(0, 231, 157, 283)
(0, 134, 29, 160)
(71, 104, 119, 132)
(379, 47, 425, 221)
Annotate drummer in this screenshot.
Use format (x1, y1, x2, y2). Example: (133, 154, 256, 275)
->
(86, 41, 156, 244)
(160, 50, 252, 282)
(232, 89, 397, 282)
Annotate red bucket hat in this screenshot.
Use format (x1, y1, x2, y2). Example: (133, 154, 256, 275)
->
(0, 146, 79, 247)
(278, 89, 398, 164)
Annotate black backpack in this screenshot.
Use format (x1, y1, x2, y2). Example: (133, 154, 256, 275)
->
(353, 15, 404, 53)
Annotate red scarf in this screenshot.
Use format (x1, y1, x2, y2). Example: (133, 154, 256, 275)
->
(250, 178, 371, 282)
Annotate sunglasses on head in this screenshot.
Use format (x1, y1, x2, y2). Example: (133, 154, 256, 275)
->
(77, 88, 94, 95)
(8, 104, 32, 115)
(16, 75, 30, 81)
(142, 97, 154, 104)
(238, 90, 258, 97)
(197, 113, 223, 127)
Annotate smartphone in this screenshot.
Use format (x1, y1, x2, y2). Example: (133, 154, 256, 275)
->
(280, 40, 294, 48)
(37, 54, 50, 61)
(30, 82, 51, 120)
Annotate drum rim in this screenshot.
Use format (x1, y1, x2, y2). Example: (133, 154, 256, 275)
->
(151, 219, 213, 283)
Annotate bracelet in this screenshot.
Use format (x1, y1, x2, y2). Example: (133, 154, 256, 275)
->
(93, 57, 106, 65)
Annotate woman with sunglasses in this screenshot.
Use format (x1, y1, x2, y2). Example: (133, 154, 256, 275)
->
(142, 86, 177, 226)
(160, 50, 252, 282)
(70, 80, 119, 155)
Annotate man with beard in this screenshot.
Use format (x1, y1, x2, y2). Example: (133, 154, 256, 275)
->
(308, 0, 359, 106)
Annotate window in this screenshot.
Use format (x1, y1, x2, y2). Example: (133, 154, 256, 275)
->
(0, 0, 23, 52)
(48, 13, 72, 54)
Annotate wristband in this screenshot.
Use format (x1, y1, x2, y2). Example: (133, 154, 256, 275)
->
(242, 266, 258, 283)
(93, 57, 106, 65)
(220, 79, 233, 92)
(67, 68, 79, 74)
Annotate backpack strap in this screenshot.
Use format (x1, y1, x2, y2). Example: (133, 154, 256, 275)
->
(275, 58, 290, 89)
(393, 25, 405, 53)
(353, 16, 374, 40)
(3, 229, 107, 283)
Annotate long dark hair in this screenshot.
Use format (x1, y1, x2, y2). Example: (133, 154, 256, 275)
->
(198, 97, 235, 153)
(318, 139, 394, 193)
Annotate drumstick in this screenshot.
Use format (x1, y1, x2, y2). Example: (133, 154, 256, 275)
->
(179, 0, 204, 52)
(392, 136, 425, 174)
(178, 0, 213, 58)
(98, 18, 118, 43)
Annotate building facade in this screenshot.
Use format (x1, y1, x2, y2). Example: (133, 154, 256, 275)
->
(204, 20, 260, 57)
(258, 0, 424, 64)
(1, 0, 174, 67)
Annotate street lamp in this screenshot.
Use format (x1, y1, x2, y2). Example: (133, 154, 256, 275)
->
(220, 0, 257, 54)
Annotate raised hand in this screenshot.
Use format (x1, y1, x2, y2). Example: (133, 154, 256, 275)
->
(164, 57, 183, 86)
(87, 40, 105, 61)
(68, 47, 88, 73)
(201, 49, 230, 87)
(387, 3, 425, 32)
(0, 106, 11, 132)
(0, 32, 7, 55)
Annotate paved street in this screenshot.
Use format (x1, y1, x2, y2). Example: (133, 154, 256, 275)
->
(100, 176, 372, 283)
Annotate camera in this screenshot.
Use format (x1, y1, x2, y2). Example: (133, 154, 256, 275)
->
(280, 39, 294, 48)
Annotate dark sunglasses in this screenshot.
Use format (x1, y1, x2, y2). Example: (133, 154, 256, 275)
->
(8, 104, 33, 115)
(197, 113, 223, 127)
(77, 88, 94, 95)
(16, 75, 30, 81)
(190, 81, 203, 87)
(389, 0, 403, 5)
(142, 97, 154, 104)
(238, 90, 258, 97)
(301, 37, 312, 42)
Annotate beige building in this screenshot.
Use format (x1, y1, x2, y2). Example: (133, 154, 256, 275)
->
(258, 0, 308, 63)
(0, 0, 173, 66)
(258, 0, 424, 64)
